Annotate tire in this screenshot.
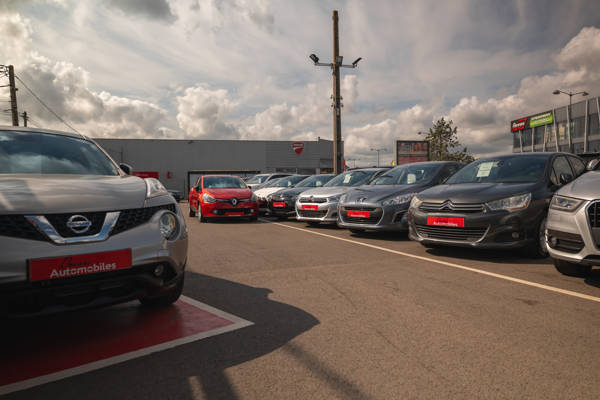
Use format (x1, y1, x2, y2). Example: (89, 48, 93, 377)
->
(249, 215, 258, 222)
(140, 275, 184, 307)
(524, 216, 549, 259)
(189, 204, 196, 217)
(349, 229, 365, 234)
(198, 206, 207, 223)
(307, 221, 320, 227)
(553, 258, 591, 277)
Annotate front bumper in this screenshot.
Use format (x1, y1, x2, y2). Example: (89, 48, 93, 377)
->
(0, 206, 188, 315)
(295, 200, 339, 223)
(268, 198, 297, 217)
(408, 205, 542, 249)
(546, 201, 600, 266)
(337, 202, 409, 231)
(201, 200, 258, 218)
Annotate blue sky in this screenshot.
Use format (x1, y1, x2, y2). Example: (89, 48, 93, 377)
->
(1, 0, 599, 165)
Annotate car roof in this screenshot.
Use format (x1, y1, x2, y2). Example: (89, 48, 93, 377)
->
(0, 125, 89, 141)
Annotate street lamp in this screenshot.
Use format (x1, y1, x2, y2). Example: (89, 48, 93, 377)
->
(370, 148, 387, 167)
(309, 10, 362, 174)
(553, 89, 588, 151)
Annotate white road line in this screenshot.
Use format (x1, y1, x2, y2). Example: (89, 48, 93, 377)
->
(0, 296, 253, 396)
(268, 221, 600, 304)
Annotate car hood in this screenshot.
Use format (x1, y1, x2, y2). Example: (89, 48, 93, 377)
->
(299, 186, 353, 198)
(417, 182, 539, 203)
(558, 171, 600, 201)
(205, 188, 253, 199)
(0, 174, 147, 214)
(254, 187, 284, 198)
(344, 184, 430, 203)
(274, 187, 311, 198)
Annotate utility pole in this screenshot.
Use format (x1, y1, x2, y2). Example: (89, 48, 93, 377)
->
(8, 65, 19, 126)
(371, 148, 387, 167)
(21, 111, 28, 127)
(309, 10, 362, 174)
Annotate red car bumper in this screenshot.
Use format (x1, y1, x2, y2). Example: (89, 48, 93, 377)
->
(201, 201, 258, 218)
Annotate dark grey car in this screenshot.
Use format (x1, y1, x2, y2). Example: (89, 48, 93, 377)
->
(338, 162, 463, 233)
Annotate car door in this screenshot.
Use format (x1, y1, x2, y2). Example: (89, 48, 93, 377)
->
(190, 177, 202, 210)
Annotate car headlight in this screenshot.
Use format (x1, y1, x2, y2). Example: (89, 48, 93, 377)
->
(382, 192, 418, 207)
(409, 196, 422, 210)
(266, 194, 273, 202)
(339, 194, 347, 203)
(328, 195, 341, 202)
(251, 193, 258, 202)
(202, 193, 216, 203)
(145, 178, 168, 199)
(486, 193, 531, 212)
(550, 195, 584, 212)
(159, 212, 178, 240)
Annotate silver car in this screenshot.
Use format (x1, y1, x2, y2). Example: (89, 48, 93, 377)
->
(546, 167, 600, 277)
(0, 127, 188, 315)
(295, 168, 387, 225)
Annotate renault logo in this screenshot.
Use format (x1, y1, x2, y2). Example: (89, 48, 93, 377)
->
(231, 198, 238, 206)
(66, 215, 92, 234)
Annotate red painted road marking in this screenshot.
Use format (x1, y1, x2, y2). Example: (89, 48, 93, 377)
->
(0, 296, 252, 396)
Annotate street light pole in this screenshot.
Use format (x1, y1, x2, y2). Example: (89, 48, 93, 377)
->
(553, 89, 588, 152)
(371, 148, 387, 167)
(310, 10, 362, 174)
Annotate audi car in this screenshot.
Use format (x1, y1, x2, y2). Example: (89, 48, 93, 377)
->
(338, 162, 463, 233)
(408, 152, 586, 257)
(295, 168, 388, 225)
(188, 175, 258, 222)
(0, 127, 188, 315)
(268, 174, 336, 219)
(253, 175, 309, 213)
(546, 169, 600, 277)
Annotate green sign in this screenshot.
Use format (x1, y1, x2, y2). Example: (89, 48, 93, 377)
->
(529, 111, 553, 128)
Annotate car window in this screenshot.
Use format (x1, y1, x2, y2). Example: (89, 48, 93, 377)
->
(296, 174, 335, 187)
(551, 156, 574, 185)
(324, 170, 380, 187)
(203, 176, 246, 189)
(246, 174, 269, 184)
(568, 156, 586, 177)
(371, 164, 440, 185)
(446, 156, 548, 184)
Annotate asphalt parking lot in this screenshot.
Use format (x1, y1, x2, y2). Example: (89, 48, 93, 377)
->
(3, 204, 600, 399)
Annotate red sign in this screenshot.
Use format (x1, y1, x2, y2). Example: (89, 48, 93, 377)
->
(347, 210, 370, 218)
(132, 171, 159, 179)
(273, 202, 286, 208)
(511, 117, 528, 132)
(29, 249, 132, 282)
(302, 204, 318, 210)
(226, 212, 244, 216)
(292, 142, 304, 155)
(427, 216, 465, 228)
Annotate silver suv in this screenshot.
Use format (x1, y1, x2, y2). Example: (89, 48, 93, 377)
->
(546, 166, 600, 277)
(0, 127, 188, 315)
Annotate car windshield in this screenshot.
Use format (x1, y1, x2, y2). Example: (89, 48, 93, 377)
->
(446, 156, 548, 184)
(296, 174, 335, 188)
(273, 175, 308, 187)
(371, 164, 440, 185)
(0, 130, 120, 175)
(324, 170, 379, 187)
(204, 176, 246, 189)
(246, 174, 269, 184)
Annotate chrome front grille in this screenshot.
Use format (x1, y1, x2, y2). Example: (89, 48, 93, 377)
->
(415, 224, 487, 242)
(419, 201, 484, 213)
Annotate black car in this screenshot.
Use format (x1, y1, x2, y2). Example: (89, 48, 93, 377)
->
(338, 162, 463, 233)
(407, 152, 587, 257)
(168, 189, 182, 202)
(267, 174, 336, 219)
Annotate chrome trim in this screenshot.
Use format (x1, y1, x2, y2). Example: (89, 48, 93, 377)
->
(25, 212, 121, 245)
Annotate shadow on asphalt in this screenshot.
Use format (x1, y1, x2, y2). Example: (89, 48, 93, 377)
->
(584, 269, 600, 288)
(422, 246, 553, 265)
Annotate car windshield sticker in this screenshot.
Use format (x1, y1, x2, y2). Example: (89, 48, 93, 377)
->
(476, 162, 495, 177)
(407, 173, 416, 184)
(343, 174, 352, 184)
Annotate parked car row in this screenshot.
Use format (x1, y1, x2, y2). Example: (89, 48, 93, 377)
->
(187, 152, 600, 282)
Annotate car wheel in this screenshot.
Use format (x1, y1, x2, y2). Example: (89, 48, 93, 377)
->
(249, 215, 258, 222)
(349, 229, 365, 234)
(198, 207, 207, 223)
(307, 221, 320, 226)
(526, 216, 549, 258)
(189, 203, 196, 217)
(140, 275, 184, 307)
(553, 258, 591, 277)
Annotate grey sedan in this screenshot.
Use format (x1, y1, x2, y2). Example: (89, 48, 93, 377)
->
(0, 127, 188, 315)
(338, 162, 463, 233)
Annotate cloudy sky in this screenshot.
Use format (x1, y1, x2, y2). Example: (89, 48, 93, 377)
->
(1, 0, 599, 165)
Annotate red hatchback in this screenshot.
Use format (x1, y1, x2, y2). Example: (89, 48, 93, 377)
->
(189, 175, 258, 222)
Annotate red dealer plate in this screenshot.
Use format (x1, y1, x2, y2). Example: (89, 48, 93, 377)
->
(427, 216, 465, 227)
(273, 202, 286, 208)
(347, 210, 370, 218)
(227, 212, 244, 216)
(29, 249, 132, 282)
(302, 205, 318, 210)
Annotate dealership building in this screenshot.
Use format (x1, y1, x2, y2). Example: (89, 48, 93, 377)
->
(511, 95, 600, 155)
(94, 138, 334, 193)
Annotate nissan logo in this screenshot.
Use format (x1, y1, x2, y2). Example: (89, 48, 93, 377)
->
(66, 215, 92, 234)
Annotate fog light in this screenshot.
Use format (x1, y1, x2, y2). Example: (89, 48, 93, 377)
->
(153, 264, 165, 277)
(549, 236, 558, 248)
(512, 232, 520, 239)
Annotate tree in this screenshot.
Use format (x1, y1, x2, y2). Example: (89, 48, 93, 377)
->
(419, 118, 474, 163)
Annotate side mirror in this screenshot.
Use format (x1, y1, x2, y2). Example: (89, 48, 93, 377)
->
(587, 159, 599, 171)
(119, 163, 132, 175)
(559, 172, 573, 185)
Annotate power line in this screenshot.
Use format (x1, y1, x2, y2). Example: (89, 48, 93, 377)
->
(13, 74, 83, 136)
